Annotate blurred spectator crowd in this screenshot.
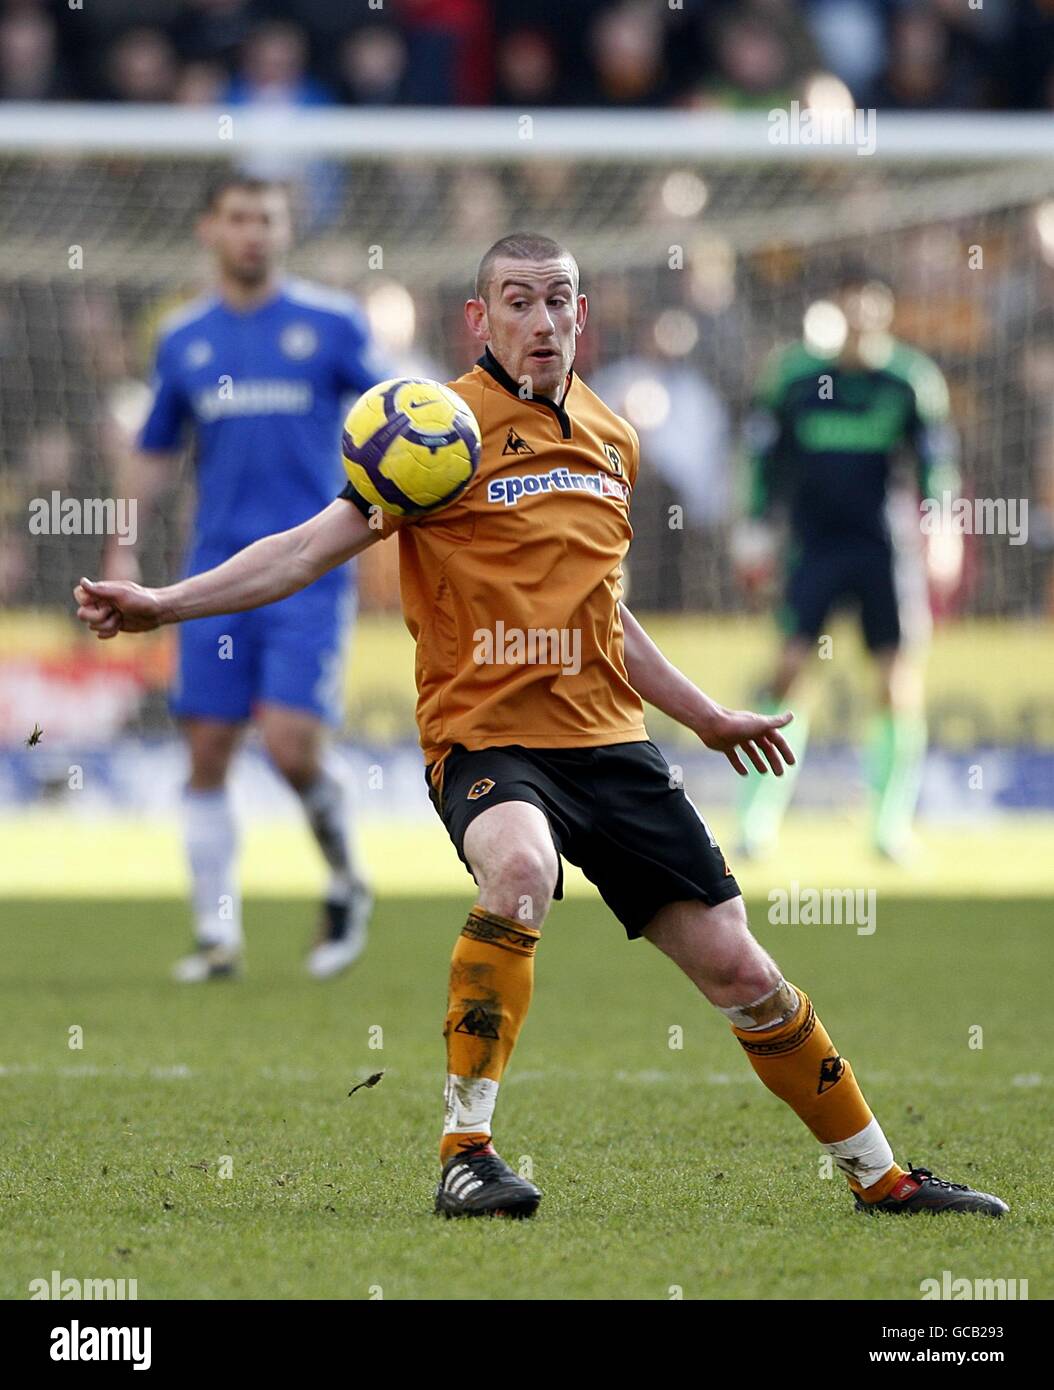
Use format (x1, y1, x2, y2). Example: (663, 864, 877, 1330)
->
(2, 0, 1054, 113)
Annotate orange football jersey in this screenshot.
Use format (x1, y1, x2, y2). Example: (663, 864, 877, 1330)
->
(342, 350, 649, 776)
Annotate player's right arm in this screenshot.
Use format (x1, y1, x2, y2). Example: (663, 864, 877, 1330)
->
(101, 448, 176, 583)
(103, 320, 191, 582)
(75, 500, 379, 639)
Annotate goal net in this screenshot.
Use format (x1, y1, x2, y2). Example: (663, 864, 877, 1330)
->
(1, 108, 1051, 750)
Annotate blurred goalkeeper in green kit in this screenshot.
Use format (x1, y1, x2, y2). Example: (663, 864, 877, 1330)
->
(733, 264, 962, 861)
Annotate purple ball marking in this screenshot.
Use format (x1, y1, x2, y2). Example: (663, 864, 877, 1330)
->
(426, 413, 482, 507)
(344, 383, 481, 514)
(381, 378, 433, 420)
(404, 426, 460, 451)
(342, 420, 421, 513)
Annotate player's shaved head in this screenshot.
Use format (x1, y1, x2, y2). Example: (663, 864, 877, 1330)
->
(466, 232, 587, 402)
(475, 233, 579, 302)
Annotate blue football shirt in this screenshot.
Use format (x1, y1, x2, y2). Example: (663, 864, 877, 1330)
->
(140, 277, 388, 593)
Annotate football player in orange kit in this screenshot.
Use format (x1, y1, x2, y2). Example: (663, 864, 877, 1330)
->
(75, 234, 1007, 1221)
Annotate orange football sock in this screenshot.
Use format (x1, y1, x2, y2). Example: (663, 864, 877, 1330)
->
(440, 906, 540, 1164)
(855, 1164, 910, 1203)
(731, 984, 905, 1198)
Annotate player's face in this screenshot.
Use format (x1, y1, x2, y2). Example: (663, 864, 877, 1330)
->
(201, 189, 292, 286)
(837, 281, 894, 337)
(466, 257, 586, 400)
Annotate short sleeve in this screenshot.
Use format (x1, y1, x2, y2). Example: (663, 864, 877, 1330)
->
(624, 420, 641, 488)
(139, 333, 188, 452)
(338, 480, 403, 539)
(906, 352, 960, 497)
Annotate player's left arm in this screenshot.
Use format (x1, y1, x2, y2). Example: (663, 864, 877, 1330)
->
(618, 603, 794, 777)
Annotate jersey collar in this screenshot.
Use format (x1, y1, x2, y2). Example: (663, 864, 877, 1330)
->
(216, 277, 287, 319)
(477, 347, 574, 440)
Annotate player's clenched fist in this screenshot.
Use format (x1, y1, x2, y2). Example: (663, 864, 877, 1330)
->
(74, 577, 163, 638)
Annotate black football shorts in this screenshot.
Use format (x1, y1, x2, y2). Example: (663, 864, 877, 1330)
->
(425, 739, 741, 939)
(780, 539, 909, 652)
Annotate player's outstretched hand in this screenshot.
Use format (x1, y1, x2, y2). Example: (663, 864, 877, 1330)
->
(74, 577, 163, 639)
(696, 706, 795, 777)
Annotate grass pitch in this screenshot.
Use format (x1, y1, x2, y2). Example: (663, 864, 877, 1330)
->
(1, 892, 1050, 1301)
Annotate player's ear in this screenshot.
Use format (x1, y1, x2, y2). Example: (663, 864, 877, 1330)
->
(464, 297, 489, 343)
(575, 293, 588, 336)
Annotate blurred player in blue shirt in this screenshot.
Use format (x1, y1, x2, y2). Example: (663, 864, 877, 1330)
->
(106, 176, 387, 981)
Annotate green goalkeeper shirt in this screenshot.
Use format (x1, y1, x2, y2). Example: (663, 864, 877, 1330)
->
(743, 338, 960, 549)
